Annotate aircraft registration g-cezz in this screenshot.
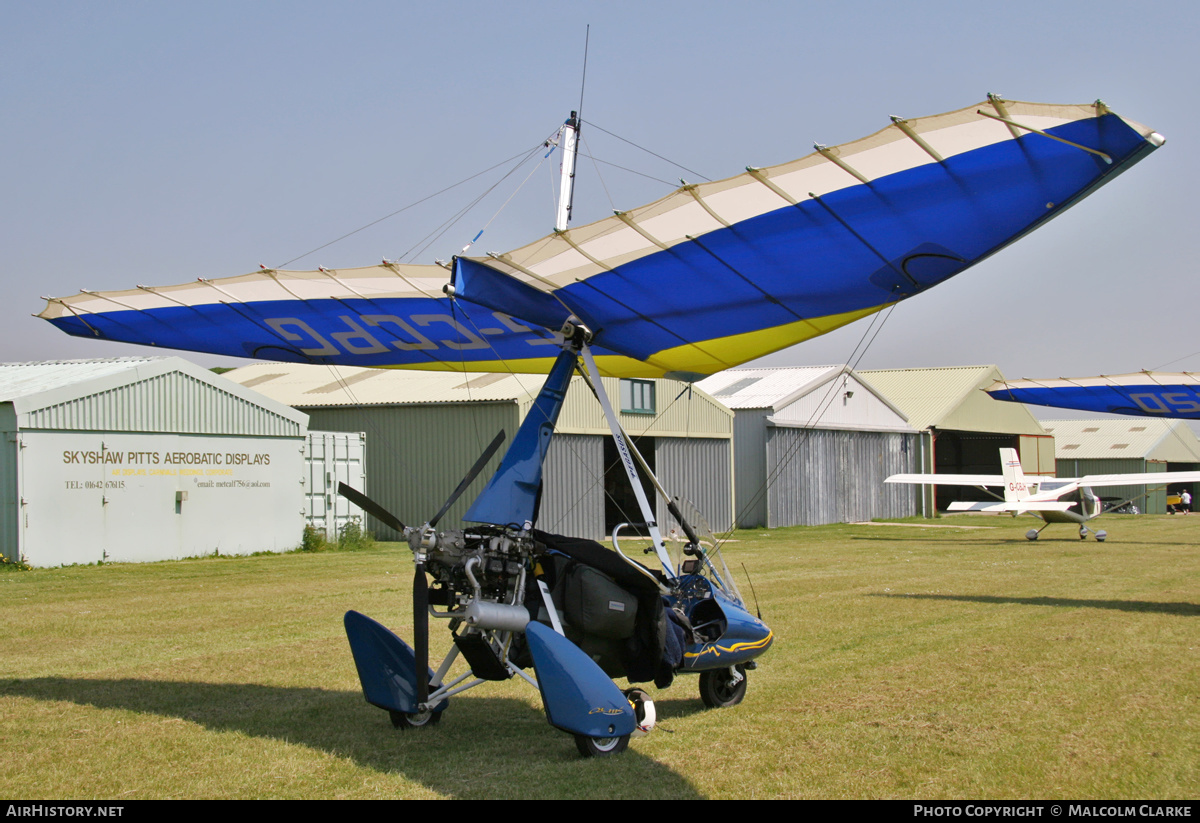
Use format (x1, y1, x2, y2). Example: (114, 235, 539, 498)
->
(886, 448, 1200, 541)
(38, 98, 1164, 755)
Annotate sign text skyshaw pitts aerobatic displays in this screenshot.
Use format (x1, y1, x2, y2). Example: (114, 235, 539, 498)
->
(61, 449, 271, 466)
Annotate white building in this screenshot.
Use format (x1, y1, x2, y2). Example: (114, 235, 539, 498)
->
(697, 366, 918, 527)
(0, 358, 309, 566)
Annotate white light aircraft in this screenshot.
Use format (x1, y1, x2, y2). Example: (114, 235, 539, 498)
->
(886, 448, 1200, 541)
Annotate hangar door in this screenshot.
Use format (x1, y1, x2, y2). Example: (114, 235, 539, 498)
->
(766, 427, 917, 526)
(933, 431, 1018, 510)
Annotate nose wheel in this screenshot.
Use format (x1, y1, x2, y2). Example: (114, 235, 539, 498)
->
(574, 733, 630, 757)
(390, 709, 442, 729)
(698, 664, 748, 708)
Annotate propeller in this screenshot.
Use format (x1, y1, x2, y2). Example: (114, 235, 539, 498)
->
(336, 429, 507, 711)
(336, 482, 407, 534)
(429, 429, 507, 529)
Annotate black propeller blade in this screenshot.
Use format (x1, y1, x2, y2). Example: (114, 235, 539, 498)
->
(337, 482, 406, 534)
(413, 556, 430, 707)
(416, 428, 505, 706)
(428, 429, 506, 529)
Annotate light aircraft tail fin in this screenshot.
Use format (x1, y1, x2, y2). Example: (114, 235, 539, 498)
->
(999, 448, 1031, 503)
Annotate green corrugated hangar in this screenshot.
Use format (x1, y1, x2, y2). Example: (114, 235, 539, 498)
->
(223, 364, 733, 541)
(858, 365, 1054, 514)
(0, 357, 309, 566)
(1042, 418, 1200, 513)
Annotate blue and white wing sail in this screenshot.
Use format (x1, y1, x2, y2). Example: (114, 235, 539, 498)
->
(40, 99, 1164, 378)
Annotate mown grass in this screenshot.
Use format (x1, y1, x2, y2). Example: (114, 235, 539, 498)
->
(2, 514, 1196, 799)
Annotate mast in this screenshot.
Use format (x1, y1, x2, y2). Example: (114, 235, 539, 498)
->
(554, 111, 580, 232)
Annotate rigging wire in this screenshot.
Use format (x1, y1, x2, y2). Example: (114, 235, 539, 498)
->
(275, 144, 545, 269)
(402, 139, 554, 262)
(579, 135, 617, 212)
(454, 145, 556, 257)
(583, 119, 712, 182)
(1152, 350, 1200, 370)
(576, 148, 680, 188)
(715, 302, 902, 544)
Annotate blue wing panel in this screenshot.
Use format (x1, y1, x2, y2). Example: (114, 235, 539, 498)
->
(47, 296, 589, 367)
(989, 384, 1200, 419)
(540, 115, 1153, 361)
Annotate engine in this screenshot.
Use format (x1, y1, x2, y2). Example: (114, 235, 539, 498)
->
(406, 524, 539, 627)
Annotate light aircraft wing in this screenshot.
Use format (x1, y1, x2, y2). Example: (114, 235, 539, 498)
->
(39, 99, 1163, 379)
(1046, 470, 1200, 497)
(947, 501, 1076, 512)
(885, 473, 1005, 487)
(1004, 471, 1200, 503)
(987, 374, 1200, 419)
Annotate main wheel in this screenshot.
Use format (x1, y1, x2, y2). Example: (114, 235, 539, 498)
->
(389, 708, 442, 729)
(698, 664, 747, 708)
(574, 733, 630, 757)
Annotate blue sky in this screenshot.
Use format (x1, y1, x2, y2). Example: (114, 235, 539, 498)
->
(4, 0, 1197, 382)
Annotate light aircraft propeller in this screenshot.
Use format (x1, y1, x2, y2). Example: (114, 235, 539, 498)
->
(338, 428, 506, 721)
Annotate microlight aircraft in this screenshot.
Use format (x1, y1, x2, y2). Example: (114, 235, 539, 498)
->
(38, 97, 1164, 755)
(886, 447, 1200, 541)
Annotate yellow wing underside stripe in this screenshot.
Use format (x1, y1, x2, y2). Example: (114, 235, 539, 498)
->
(381, 304, 889, 378)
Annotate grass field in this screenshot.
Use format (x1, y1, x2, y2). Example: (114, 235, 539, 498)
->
(2, 514, 1197, 799)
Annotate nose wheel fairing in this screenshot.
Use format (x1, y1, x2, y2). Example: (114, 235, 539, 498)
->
(525, 621, 637, 739)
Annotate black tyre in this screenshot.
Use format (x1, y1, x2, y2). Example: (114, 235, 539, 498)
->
(389, 708, 442, 729)
(698, 665, 747, 708)
(574, 733, 630, 757)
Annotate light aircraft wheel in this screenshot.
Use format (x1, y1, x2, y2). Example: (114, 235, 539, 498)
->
(1025, 529, 1039, 541)
(1095, 531, 1107, 542)
(574, 733, 630, 757)
(389, 708, 441, 730)
(699, 664, 748, 708)
(1079, 526, 1088, 540)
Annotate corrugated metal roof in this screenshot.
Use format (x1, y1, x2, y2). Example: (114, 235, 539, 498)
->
(697, 366, 912, 431)
(0, 357, 162, 401)
(0, 357, 308, 435)
(859, 365, 1047, 435)
(695, 366, 844, 410)
(1042, 419, 1200, 461)
(222, 363, 546, 407)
